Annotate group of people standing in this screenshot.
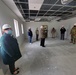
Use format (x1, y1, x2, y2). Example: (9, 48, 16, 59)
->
(27, 25, 47, 47)
(51, 23, 76, 44)
(0, 23, 76, 75)
(51, 26, 66, 40)
(28, 23, 76, 46)
(27, 27, 39, 44)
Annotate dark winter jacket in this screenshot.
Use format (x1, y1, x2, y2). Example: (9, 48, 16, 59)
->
(28, 30, 33, 37)
(60, 27, 66, 34)
(0, 33, 22, 65)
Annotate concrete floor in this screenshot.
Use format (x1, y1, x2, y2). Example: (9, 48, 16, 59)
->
(6, 38, 76, 75)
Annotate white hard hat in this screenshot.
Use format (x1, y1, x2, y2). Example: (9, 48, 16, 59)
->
(74, 23, 76, 25)
(62, 25, 64, 27)
(28, 27, 31, 29)
(2, 24, 11, 30)
(40, 26, 43, 29)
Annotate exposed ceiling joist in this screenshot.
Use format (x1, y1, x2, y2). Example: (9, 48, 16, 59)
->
(13, 0, 76, 22)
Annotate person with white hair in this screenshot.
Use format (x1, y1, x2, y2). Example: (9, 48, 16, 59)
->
(0, 24, 22, 74)
(60, 25, 66, 40)
(40, 25, 46, 47)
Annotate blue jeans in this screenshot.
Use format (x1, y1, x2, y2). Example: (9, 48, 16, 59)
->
(29, 36, 32, 43)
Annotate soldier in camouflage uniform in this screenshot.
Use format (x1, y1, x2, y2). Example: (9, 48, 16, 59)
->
(70, 24, 76, 44)
(70, 26, 74, 43)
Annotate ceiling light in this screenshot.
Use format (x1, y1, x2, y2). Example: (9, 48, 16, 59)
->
(29, 0, 44, 10)
(61, 0, 73, 4)
(35, 18, 41, 21)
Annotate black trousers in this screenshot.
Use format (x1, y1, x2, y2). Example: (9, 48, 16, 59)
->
(9, 62, 15, 74)
(40, 38, 45, 46)
(61, 34, 65, 40)
(36, 34, 39, 41)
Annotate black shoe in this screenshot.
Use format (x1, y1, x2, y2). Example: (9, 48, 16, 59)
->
(14, 67, 19, 71)
(42, 46, 45, 47)
(40, 44, 42, 46)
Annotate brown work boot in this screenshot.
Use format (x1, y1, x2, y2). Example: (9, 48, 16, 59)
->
(13, 71, 19, 75)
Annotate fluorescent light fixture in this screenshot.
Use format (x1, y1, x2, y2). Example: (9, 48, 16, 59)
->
(61, 0, 73, 4)
(35, 18, 41, 21)
(30, 21, 34, 22)
(29, 0, 44, 10)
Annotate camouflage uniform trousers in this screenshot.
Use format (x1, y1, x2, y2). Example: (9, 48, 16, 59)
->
(72, 35, 76, 44)
(71, 35, 73, 42)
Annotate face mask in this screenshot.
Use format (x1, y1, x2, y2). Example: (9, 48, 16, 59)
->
(7, 30, 12, 35)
